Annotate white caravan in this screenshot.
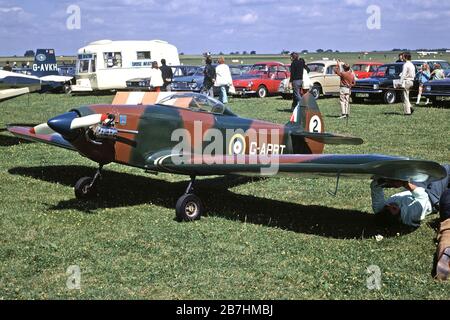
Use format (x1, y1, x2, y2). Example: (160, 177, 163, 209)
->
(71, 40, 180, 92)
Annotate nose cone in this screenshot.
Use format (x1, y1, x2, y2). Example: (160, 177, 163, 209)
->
(47, 111, 79, 139)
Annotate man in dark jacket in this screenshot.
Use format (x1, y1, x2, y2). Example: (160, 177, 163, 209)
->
(3, 61, 12, 72)
(202, 56, 216, 97)
(289, 52, 306, 110)
(160, 59, 173, 91)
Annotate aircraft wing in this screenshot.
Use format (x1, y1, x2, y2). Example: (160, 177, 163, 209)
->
(0, 88, 30, 101)
(148, 153, 446, 183)
(7, 125, 76, 151)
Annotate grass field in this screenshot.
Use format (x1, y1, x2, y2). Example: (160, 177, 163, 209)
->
(0, 92, 449, 300)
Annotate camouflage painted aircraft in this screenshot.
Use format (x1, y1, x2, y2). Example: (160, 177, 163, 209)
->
(7, 92, 446, 221)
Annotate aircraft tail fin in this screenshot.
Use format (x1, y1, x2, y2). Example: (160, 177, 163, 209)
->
(31, 49, 59, 77)
(287, 92, 324, 135)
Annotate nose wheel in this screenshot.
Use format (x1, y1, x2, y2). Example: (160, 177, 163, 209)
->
(176, 176, 204, 222)
(74, 165, 103, 200)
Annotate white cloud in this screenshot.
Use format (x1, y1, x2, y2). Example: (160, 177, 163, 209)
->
(0, 6, 23, 13)
(240, 13, 258, 24)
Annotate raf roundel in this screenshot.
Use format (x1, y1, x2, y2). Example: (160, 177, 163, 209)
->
(36, 54, 47, 62)
(229, 133, 246, 155)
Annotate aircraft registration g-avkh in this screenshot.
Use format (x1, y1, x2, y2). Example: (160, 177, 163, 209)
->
(7, 92, 446, 221)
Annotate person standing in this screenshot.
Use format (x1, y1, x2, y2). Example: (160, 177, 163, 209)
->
(431, 64, 446, 80)
(396, 53, 404, 63)
(289, 52, 306, 110)
(399, 53, 415, 115)
(416, 63, 431, 105)
(335, 59, 356, 118)
(214, 57, 233, 104)
(160, 59, 173, 92)
(3, 61, 12, 72)
(202, 56, 216, 97)
(149, 61, 164, 92)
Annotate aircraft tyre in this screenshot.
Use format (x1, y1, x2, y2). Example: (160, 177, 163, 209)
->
(176, 193, 203, 222)
(74, 177, 97, 199)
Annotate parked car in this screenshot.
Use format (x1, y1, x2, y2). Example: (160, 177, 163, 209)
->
(126, 65, 202, 91)
(229, 64, 252, 79)
(351, 62, 383, 79)
(278, 60, 344, 99)
(232, 62, 289, 98)
(351, 62, 421, 104)
(423, 77, 450, 106)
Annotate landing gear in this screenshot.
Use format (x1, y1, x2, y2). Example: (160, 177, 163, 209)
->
(176, 176, 204, 222)
(74, 165, 103, 199)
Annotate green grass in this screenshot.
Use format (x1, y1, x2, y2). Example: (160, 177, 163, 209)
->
(0, 92, 449, 299)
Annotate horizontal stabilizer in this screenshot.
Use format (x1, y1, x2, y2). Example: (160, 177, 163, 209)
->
(291, 131, 364, 145)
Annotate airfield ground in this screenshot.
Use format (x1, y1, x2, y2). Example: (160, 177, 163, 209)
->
(0, 90, 449, 299)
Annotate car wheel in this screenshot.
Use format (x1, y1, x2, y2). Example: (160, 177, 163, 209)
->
(310, 85, 321, 99)
(384, 90, 397, 104)
(257, 85, 268, 98)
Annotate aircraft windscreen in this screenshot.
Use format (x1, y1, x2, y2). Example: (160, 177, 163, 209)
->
(157, 93, 229, 114)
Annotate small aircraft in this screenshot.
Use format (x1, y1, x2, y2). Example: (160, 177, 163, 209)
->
(7, 92, 446, 221)
(0, 49, 73, 101)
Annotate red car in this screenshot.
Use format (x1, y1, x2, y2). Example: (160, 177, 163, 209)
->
(232, 62, 290, 98)
(351, 62, 383, 79)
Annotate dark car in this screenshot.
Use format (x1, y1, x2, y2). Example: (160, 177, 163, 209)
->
(351, 62, 420, 104)
(171, 66, 205, 92)
(126, 65, 201, 91)
(423, 77, 450, 106)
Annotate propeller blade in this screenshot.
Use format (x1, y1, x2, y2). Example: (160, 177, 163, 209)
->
(30, 123, 55, 135)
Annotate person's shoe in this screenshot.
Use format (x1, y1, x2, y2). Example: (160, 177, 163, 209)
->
(436, 247, 450, 281)
(339, 115, 347, 119)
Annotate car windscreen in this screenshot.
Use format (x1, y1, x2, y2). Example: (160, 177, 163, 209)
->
(307, 63, 325, 73)
(236, 74, 263, 79)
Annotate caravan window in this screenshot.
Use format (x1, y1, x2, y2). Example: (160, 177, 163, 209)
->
(78, 60, 90, 73)
(104, 52, 122, 68)
(137, 51, 151, 60)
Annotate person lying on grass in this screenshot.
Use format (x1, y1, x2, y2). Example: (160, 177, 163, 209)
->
(436, 189, 450, 281)
(371, 165, 449, 227)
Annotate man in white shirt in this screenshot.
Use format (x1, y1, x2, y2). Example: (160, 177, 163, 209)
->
(399, 52, 416, 115)
(214, 57, 233, 104)
(371, 179, 433, 227)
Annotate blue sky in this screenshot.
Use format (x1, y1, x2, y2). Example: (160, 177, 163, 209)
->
(1, 0, 449, 56)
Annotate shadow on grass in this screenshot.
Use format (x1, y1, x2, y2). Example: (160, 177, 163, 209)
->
(0, 134, 34, 147)
(8, 165, 416, 239)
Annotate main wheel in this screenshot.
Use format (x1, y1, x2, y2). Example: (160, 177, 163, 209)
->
(310, 85, 321, 100)
(74, 177, 97, 200)
(384, 90, 396, 104)
(64, 83, 72, 95)
(257, 85, 268, 98)
(176, 194, 203, 222)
